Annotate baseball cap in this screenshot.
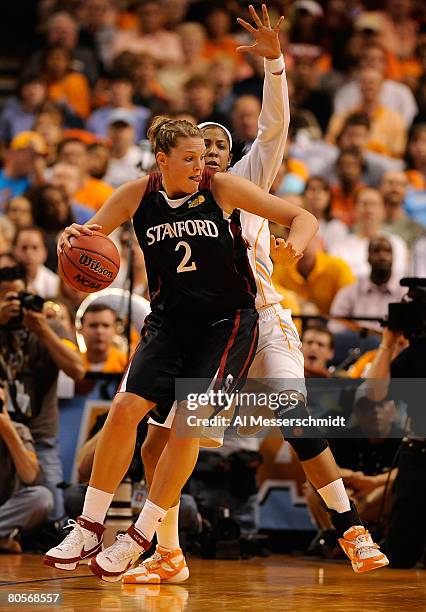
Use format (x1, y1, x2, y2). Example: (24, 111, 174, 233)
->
(10, 131, 47, 155)
(107, 109, 136, 127)
(295, 1, 324, 17)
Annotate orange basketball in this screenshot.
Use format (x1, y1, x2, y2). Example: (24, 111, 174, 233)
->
(58, 231, 120, 293)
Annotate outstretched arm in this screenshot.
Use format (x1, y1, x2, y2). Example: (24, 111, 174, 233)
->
(57, 176, 149, 252)
(232, 4, 289, 191)
(212, 172, 318, 256)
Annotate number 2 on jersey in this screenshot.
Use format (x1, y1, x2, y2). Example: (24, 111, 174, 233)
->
(175, 241, 197, 273)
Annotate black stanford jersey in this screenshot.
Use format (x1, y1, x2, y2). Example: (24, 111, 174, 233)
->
(133, 171, 256, 319)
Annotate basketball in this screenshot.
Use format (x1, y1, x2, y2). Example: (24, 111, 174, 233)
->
(58, 231, 120, 293)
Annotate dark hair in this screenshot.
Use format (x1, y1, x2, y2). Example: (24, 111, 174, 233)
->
(337, 112, 371, 144)
(81, 302, 117, 323)
(57, 137, 87, 155)
(404, 122, 426, 170)
(107, 71, 133, 85)
(302, 323, 335, 350)
(184, 75, 214, 92)
(28, 184, 74, 232)
(0, 265, 26, 284)
(13, 226, 47, 249)
(303, 176, 332, 220)
(147, 116, 202, 155)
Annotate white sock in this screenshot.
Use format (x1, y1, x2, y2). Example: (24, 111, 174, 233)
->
(134, 499, 167, 542)
(82, 486, 114, 525)
(156, 502, 180, 550)
(317, 478, 351, 513)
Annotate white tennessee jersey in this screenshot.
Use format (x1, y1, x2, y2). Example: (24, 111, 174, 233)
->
(229, 55, 289, 309)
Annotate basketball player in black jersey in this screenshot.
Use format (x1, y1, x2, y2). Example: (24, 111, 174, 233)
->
(45, 117, 318, 580)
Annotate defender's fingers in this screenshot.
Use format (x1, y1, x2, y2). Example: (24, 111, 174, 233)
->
(236, 17, 256, 33)
(249, 4, 263, 28)
(262, 4, 271, 28)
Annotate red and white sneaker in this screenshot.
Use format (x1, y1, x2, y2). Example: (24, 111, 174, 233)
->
(122, 546, 189, 584)
(339, 526, 389, 573)
(89, 525, 151, 582)
(43, 517, 104, 570)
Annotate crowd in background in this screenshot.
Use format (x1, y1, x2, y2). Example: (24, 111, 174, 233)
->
(0, 0, 425, 562)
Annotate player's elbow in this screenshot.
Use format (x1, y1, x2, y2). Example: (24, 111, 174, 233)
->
(299, 208, 319, 235)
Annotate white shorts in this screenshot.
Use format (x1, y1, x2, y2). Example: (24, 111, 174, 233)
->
(148, 304, 306, 430)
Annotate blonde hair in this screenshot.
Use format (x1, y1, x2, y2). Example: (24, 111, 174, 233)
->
(147, 116, 202, 155)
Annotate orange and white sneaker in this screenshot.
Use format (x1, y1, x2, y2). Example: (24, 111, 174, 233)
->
(122, 546, 189, 584)
(339, 526, 389, 573)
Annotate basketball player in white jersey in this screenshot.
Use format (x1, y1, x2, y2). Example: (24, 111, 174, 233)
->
(123, 5, 388, 584)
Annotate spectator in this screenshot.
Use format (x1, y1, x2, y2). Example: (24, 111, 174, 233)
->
(0, 218, 15, 256)
(405, 122, 426, 190)
(334, 42, 418, 127)
(78, 0, 117, 69)
(49, 162, 94, 224)
(302, 325, 334, 378)
(210, 58, 237, 116)
(57, 138, 114, 211)
(86, 72, 150, 142)
(110, 224, 148, 296)
(0, 131, 47, 211)
(87, 142, 110, 180)
(13, 227, 60, 298)
(327, 68, 407, 158)
(23, 11, 99, 87)
(183, 76, 230, 128)
(379, 0, 418, 61)
(411, 235, 426, 276)
(202, 4, 244, 68)
(231, 95, 261, 153)
(380, 170, 425, 247)
(0, 265, 84, 522)
(303, 176, 348, 250)
(162, 0, 189, 30)
(103, 110, 144, 187)
(41, 45, 91, 120)
(33, 105, 64, 167)
(304, 390, 402, 558)
(330, 235, 407, 333)
(330, 148, 365, 227)
(130, 53, 168, 112)
(111, 0, 184, 66)
(330, 188, 409, 280)
(79, 303, 127, 373)
(290, 53, 332, 134)
(0, 385, 53, 553)
(0, 75, 47, 144)
(4, 196, 33, 230)
(272, 236, 355, 315)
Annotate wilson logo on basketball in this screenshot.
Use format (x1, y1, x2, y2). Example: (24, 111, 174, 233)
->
(78, 254, 113, 278)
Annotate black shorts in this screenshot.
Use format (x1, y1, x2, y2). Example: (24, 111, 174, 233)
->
(118, 308, 259, 423)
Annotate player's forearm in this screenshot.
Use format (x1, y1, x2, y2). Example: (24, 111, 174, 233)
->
(364, 346, 393, 402)
(38, 324, 85, 381)
(286, 210, 319, 254)
(1, 425, 39, 483)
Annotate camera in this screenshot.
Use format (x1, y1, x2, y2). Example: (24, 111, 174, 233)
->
(384, 278, 426, 337)
(6, 291, 45, 328)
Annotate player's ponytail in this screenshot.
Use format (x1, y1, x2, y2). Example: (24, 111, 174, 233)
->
(148, 116, 202, 155)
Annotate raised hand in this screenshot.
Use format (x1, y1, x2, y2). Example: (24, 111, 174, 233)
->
(237, 4, 284, 60)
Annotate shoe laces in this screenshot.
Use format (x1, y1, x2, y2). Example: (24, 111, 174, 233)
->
(354, 530, 379, 557)
(144, 550, 164, 570)
(105, 534, 141, 563)
(59, 520, 84, 552)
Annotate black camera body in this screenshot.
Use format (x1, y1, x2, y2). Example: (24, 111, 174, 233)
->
(17, 291, 45, 313)
(385, 278, 426, 337)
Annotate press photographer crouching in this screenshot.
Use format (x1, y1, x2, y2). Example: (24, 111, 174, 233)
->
(364, 278, 426, 568)
(0, 266, 84, 536)
(0, 384, 53, 552)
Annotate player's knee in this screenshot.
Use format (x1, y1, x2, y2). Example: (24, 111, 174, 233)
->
(109, 393, 148, 428)
(274, 391, 329, 461)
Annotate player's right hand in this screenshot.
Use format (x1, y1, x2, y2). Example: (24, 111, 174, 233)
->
(57, 223, 102, 254)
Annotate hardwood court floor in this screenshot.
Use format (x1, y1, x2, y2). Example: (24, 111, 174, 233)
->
(0, 554, 424, 611)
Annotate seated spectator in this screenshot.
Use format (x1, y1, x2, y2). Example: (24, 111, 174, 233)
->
(33, 105, 64, 167)
(303, 176, 348, 250)
(330, 188, 409, 280)
(290, 53, 332, 135)
(0, 75, 47, 144)
(330, 236, 407, 333)
(13, 227, 60, 298)
(57, 138, 114, 211)
(130, 53, 168, 112)
(302, 324, 334, 378)
(0, 385, 53, 553)
(380, 170, 425, 247)
(29, 184, 75, 271)
(405, 123, 426, 190)
(304, 390, 402, 557)
(231, 95, 261, 154)
(379, 0, 418, 61)
(4, 196, 33, 230)
(111, 0, 184, 66)
(22, 11, 100, 87)
(86, 72, 150, 142)
(202, 4, 246, 70)
(272, 235, 355, 315)
(87, 142, 110, 180)
(77, 0, 117, 70)
(103, 110, 145, 186)
(327, 68, 407, 158)
(330, 148, 365, 227)
(49, 162, 94, 224)
(79, 303, 127, 373)
(334, 42, 418, 127)
(183, 76, 230, 129)
(0, 265, 84, 522)
(210, 58, 237, 116)
(0, 131, 48, 211)
(0, 218, 15, 256)
(41, 45, 91, 120)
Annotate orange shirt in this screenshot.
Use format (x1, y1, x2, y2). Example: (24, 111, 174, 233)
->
(75, 177, 114, 211)
(406, 170, 426, 191)
(82, 345, 128, 373)
(47, 72, 91, 119)
(331, 183, 365, 227)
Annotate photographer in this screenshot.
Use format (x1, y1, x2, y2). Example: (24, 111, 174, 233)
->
(0, 266, 84, 524)
(0, 385, 53, 552)
(364, 281, 426, 568)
